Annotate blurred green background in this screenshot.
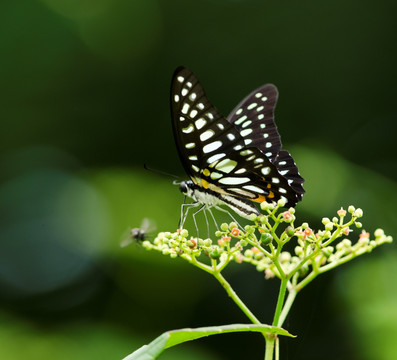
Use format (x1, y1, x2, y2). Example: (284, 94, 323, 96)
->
(0, 0, 396, 359)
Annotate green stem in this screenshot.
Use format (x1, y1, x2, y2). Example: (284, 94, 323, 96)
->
(272, 278, 288, 326)
(277, 287, 297, 327)
(264, 334, 275, 360)
(212, 272, 261, 324)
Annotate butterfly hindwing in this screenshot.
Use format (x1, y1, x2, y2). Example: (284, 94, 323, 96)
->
(227, 84, 281, 162)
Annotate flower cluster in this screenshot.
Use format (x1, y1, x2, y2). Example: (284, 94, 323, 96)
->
(141, 201, 392, 286)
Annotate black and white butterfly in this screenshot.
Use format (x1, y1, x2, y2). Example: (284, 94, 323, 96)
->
(171, 67, 305, 232)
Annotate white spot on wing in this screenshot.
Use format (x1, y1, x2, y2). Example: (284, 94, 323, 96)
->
(206, 112, 214, 120)
(181, 103, 190, 114)
(185, 142, 195, 149)
(203, 141, 222, 153)
(192, 165, 199, 172)
(200, 130, 215, 141)
(261, 167, 270, 175)
(227, 133, 235, 141)
(215, 158, 238, 173)
(234, 145, 243, 151)
(207, 153, 226, 163)
(236, 108, 243, 115)
(247, 103, 257, 110)
(243, 185, 265, 194)
(186, 82, 192, 88)
(263, 133, 269, 138)
(257, 106, 264, 112)
(254, 158, 264, 163)
(279, 161, 287, 166)
(255, 92, 262, 98)
(258, 115, 265, 121)
(219, 177, 251, 185)
(261, 96, 268, 102)
(174, 95, 180, 102)
(197, 103, 204, 110)
(279, 188, 287, 194)
(235, 115, 247, 125)
(241, 128, 253, 137)
(266, 152, 272, 157)
(280, 170, 289, 175)
(210, 172, 223, 180)
(181, 88, 188, 96)
(272, 177, 280, 184)
(242, 120, 252, 128)
(190, 109, 198, 118)
(177, 76, 184, 83)
(217, 123, 224, 130)
(240, 149, 253, 156)
(244, 139, 252, 145)
(189, 93, 197, 101)
(195, 118, 206, 129)
(188, 155, 198, 161)
(266, 142, 272, 148)
(182, 124, 194, 133)
(235, 168, 246, 174)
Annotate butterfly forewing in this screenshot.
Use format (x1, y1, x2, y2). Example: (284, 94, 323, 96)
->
(171, 67, 247, 183)
(227, 84, 281, 162)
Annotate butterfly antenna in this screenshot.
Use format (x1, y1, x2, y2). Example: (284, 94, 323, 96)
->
(144, 164, 181, 180)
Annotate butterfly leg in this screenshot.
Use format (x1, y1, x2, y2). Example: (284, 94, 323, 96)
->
(179, 199, 199, 229)
(202, 207, 210, 238)
(214, 206, 244, 230)
(192, 204, 206, 239)
(207, 207, 219, 232)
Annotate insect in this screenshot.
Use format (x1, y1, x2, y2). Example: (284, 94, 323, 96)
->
(171, 67, 305, 233)
(120, 218, 156, 247)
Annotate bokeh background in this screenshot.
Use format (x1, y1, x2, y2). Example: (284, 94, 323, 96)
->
(0, 1, 396, 359)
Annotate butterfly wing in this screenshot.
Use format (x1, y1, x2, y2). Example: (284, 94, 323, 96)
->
(227, 84, 281, 162)
(227, 83, 305, 201)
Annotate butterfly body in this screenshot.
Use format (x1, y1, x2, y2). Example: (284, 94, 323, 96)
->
(179, 180, 260, 219)
(171, 67, 305, 227)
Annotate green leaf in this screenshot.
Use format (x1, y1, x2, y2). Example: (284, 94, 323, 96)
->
(122, 323, 295, 360)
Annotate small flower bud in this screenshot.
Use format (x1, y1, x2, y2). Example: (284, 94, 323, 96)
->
(251, 247, 260, 254)
(322, 217, 331, 225)
(337, 208, 347, 217)
(342, 239, 352, 247)
(229, 222, 238, 230)
(288, 207, 296, 214)
(304, 227, 312, 236)
(353, 208, 363, 218)
(325, 222, 334, 231)
(220, 223, 229, 231)
(244, 249, 253, 258)
(295, 246, 303, 256)
(279, 251, 291, 262)
(179, 229, 188, 238)
(231, 228, 240, 237)
(215, 230, 222, 237)
(260, 201, 271, 211)
(355, 222, 362, 228)
(322, 246, 334, 257)
(342, 227, 350, 236)
(249, 213, 258, 221)
(187, 239, 197, 248)
(374, 229, 385, 238)
(332, 217, 338, 224)
(260, 233, 273, 245)
(162, 248, 170, 255)
(240, 239, 247, 247)
(210, 247, 221, 259)
(265, 268, 275, 279)
(348, 205, 355, 214)
(203, 239, 212, 247)
(277, 198, 287, 207)
(285, 226, 295, 237)
(301, 222, 309, 229)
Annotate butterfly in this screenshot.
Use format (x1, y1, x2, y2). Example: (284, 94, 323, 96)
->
(170, 67, 305, 231)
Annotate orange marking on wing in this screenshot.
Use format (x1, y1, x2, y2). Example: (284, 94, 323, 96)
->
(201, 179, 209, 189)
(268, 191, 275, 199)
(252, 194, 267, 203)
